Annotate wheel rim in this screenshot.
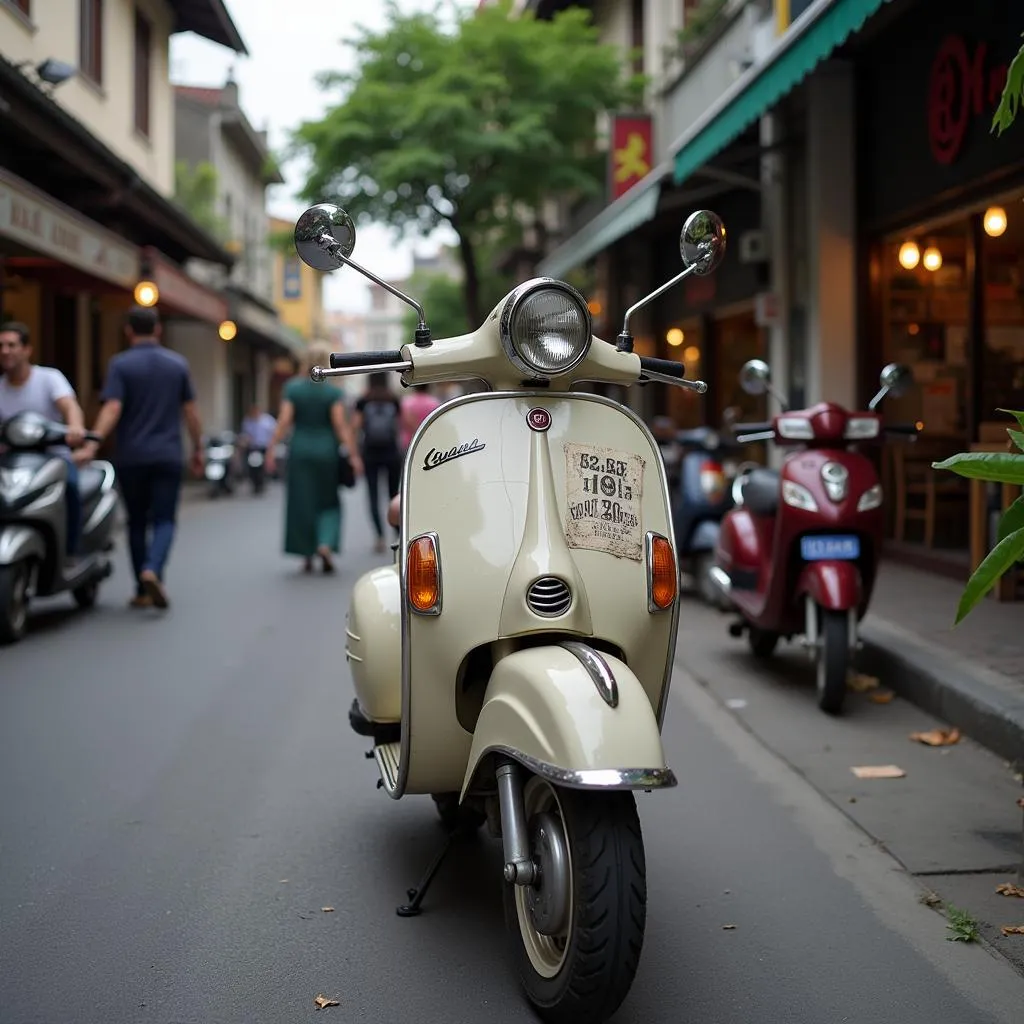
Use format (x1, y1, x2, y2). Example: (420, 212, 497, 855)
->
(514, 778, 573, 979)
(9, 564, 28, 633)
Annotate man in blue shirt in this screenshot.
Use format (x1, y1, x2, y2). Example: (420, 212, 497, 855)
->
(75, 306, 204, 609)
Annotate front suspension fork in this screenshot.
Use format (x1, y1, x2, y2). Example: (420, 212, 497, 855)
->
(495, 759, 537, 886)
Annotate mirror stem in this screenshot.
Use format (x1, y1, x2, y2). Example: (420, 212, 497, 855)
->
(867, 385, 889, 411)
(316, 230, 432, 347)
(620, 261, 702, 339)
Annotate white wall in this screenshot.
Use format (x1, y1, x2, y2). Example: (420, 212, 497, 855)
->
(0, 0, 176, 195)
(165, 322, 232, 435)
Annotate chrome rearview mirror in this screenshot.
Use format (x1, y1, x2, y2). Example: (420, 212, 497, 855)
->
(739, 359, 770, 396)
(680, 210, 727, 276)
(869, 362, 913, 409)
(294, 203, 356, 272)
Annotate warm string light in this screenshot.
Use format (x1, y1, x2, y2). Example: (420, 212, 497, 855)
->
(922, 245, 943, 272)
(984, 206, 1007, 237)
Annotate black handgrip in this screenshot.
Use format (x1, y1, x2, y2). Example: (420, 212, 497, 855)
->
(85, 431, 103, 443)
(886, 423, 920, 435)
(639, 356, 686, 379)
(329, 350, 405, 369)
(732, 422, 772, 434)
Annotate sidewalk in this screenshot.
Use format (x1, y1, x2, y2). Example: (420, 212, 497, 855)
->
(860, 561, 1024, 769)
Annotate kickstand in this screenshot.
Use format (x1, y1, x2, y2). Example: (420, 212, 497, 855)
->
(396, 826, 466, 918)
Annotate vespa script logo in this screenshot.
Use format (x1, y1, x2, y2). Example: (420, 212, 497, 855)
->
(928, 35, 1008, 166)
(422, 438, 486, 472)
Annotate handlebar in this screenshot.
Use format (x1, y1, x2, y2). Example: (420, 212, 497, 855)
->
(639, 356, 686, 379)
(732, 422, 772, 434)
(885, 423, 920, 436)
(330, 350, 405, 369)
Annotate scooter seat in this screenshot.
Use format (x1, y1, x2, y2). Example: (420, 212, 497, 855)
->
(77, 465, 107, 502)
(740, 468, 780, 516)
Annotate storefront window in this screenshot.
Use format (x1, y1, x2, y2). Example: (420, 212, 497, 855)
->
(981, 199, 1024, 420)
(661, 318, 703, 429)
(714, 309, 767, 427)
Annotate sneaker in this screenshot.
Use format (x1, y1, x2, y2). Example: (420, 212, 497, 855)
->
(128, 594, 153, 609)
(139, 570, 169, 609)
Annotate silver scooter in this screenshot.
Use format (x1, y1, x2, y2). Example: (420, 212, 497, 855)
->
(0, 411, 118, 644)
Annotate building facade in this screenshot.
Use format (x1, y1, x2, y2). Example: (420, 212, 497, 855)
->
(0, 0, 245, 429)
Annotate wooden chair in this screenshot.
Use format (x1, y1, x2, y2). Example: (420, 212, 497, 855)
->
(891, 442, 969, 548)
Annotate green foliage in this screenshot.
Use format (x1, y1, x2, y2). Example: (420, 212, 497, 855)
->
(401, 263, 511, 341)
(174, 160, 228, 240)
(268, 226, 297, 257)
(676, 0, 728, 50)
(291, 0, 643, 323)
(944, 904, 979, 943)
(992, 36, 1024, 135)
(933, 410, 1024, 622)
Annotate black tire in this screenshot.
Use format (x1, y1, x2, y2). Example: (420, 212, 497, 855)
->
(0, 561, 31, 645)
(694, 552, 718, 605)
(504, 777, 646, 1024)
(72, 578, 100, 609)
(431, 792, 485, 833)
(748, 626, 779, 659)
(817, 608, 848, 715)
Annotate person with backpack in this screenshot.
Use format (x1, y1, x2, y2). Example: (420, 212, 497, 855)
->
(354, 373, 402, 553)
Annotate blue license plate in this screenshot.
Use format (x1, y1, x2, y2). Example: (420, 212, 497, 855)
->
(800, 535, 860, 561)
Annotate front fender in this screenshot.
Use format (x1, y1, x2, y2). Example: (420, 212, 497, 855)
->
(797, 560, 861, 611)
(0, 525, 46, 566)
(460, 645, 675, 800)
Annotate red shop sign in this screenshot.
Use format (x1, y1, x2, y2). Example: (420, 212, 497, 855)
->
(609, 116, 653, 201)
(928, 34, 1008, 165)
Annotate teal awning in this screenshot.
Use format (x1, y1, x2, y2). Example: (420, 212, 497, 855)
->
(537, 169, 665, 280)
(672, 0, 888, 185)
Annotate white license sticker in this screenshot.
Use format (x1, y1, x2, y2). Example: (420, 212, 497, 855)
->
(564, 443, 645, 560)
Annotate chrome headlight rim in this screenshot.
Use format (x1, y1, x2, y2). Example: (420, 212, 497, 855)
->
(498, 277, 593, 378)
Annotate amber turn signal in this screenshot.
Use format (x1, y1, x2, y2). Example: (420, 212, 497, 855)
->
(407, 535, 440, 614)
(649, 535, 677, 610)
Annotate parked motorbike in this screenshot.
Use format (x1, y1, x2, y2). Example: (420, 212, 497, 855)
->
(204, 432, 236, 498)
(244, 446, 266, 494)
(671, 423, 748, 603)
(709, 360, 916, 714)
(0, 412, 117, 644)
(293, 201, 727, 1022)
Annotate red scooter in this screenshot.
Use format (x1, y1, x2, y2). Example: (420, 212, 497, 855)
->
(708, 361, 916, 714)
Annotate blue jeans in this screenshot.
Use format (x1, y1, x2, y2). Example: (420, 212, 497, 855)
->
(117, 463, 182, 594)
(62, 456, 81, 557)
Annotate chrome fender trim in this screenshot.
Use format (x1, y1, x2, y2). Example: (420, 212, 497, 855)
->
(474, 746, 677, 792)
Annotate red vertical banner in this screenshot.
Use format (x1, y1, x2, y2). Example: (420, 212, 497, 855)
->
(609, 116, 653, 201)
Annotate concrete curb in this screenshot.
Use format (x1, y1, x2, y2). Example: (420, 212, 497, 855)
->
(859, 618, 1024, 770)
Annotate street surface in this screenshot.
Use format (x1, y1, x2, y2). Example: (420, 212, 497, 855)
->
(2, 486, 1023, 1024)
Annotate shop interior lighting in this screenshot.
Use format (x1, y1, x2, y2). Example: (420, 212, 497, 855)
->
(666, 327, 684, 347)
(922, 245, 943, 272)
(898, 241, 920, 270)
(683, 345, 700, 363)
(134, 281, 159, 307)
(218, 320, 238, 342)
(586, 299, 603, 316)
(983, 206, 1008, 237)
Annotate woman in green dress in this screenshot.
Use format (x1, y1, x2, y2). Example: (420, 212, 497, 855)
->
(266, 343, 363, 573)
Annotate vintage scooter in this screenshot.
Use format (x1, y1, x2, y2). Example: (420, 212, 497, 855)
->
(0, 411, 117, 644)
(708, 360, 916, 714)
(293, 202, 727, 1023)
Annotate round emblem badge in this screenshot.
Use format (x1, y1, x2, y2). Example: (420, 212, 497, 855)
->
(527, 408, 552, 432)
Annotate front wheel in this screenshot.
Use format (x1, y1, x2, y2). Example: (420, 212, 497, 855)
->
(0, 561, 32, 645)
(504, 776, 646, 1024)
(817, 608, 849, 715)
(72, 578, 100, 609)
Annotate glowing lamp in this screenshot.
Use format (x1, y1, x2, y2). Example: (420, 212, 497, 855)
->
(218, 320, 238, 342)
(666, 327, 684, 347)
(586, 299, 603, 316)
(134, 280, 159, 307)
(922, 246, 943, 272)
(898, 241, 920, 270)
(683, 345, 700, 363)
(983, 206, 1007, 237)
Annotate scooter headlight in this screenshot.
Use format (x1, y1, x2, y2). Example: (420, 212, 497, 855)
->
(499, 279, 592, 377)
(3, 413, 47, 447)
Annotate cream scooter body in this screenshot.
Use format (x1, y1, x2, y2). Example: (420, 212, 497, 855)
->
(295, 202, 726, 1024)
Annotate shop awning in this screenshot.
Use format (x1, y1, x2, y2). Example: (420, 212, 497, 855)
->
(234, 293, 306, 358)
(672, 0, 889, 186)
(537, 167, 666, 280)
(144, 247, 228, 325)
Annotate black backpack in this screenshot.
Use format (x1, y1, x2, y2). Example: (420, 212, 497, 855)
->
(362, 399, 398, 450)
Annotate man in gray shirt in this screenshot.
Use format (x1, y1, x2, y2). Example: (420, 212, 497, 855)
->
(0, 321, 88, 559)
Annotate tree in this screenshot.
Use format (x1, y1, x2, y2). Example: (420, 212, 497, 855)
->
(401, 263, 510, 341)
(992, 36, 1024, 135)
(174, 160, 228, 240)
(933, 410, 1024, 622)
(291, 0, 643, 327)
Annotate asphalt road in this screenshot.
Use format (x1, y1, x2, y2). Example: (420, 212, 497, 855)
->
(1, 485, 1023, 1024)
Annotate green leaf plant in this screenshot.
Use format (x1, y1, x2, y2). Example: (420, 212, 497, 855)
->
(992, 35, 1024, 136)
(933, 410, 1024, 623)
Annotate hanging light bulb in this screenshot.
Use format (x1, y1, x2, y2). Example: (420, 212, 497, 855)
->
(983, 206, 1007, 237)
(666, 327, 684, 347)
(922, 245, 943, 272)
(898, 241, 920, 270)
(134, 280, 159, 307)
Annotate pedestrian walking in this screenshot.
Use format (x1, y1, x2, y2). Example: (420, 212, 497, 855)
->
(265, 342, 362, 574)
(0, 322, 88, 562)
(354, 372, 402, 554)
(75, 306, 204, 610)
(398, 385, 441, 452)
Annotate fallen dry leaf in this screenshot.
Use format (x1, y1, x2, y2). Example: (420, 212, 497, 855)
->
(996, 884, 1024, 899)
(722, 924, 736, 930)
(909, 727, 961, 747)
(321, 907, 335, 913)
(851, 765, 906, 779)
(847, 671, 880, 693)
(866, 689, 895, 704)
(314, 995, 341, 1009)
(1000, 925, 1024, 936)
